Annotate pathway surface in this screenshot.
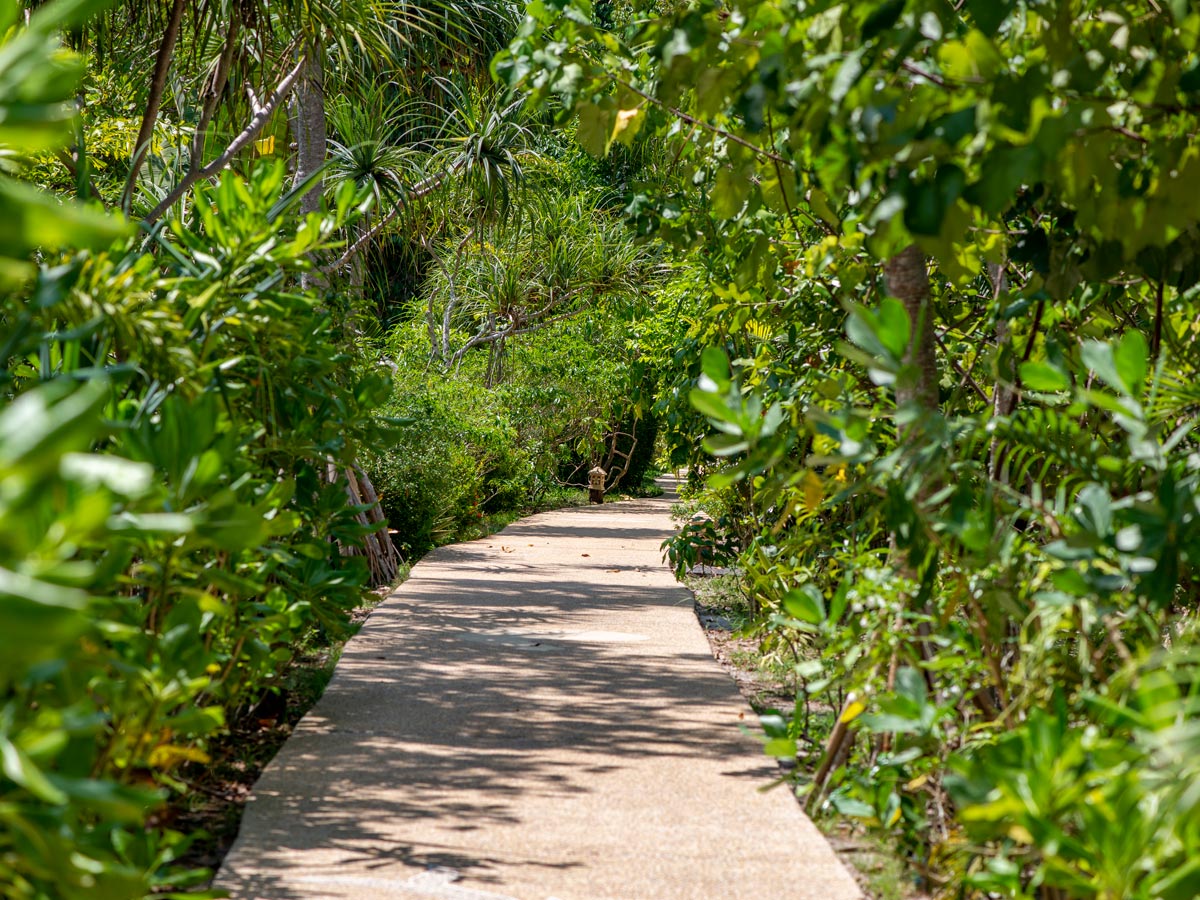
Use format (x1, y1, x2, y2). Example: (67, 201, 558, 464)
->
(217, 479, 861, 900)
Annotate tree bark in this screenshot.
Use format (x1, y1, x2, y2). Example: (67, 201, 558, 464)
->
(292, 40, 327, 217)
(291, 41, 327, 291)
(122, 0, 187, 214)
(883, 244, 939, 694)
(885, 244, 938, 421)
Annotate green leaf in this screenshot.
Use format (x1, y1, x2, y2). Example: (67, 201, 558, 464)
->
(763, 737, 797, 758)
(712, 166, 750, 220)
(690, 388, 738, 425)
(894, 666, 927, 704)
(0, 567, 89, 651)
(48, 775, 161, 821)
(704, 432, 749, 456)
(0, 177, 129, 259)
(783, 585, 826, 625)
(830, 51, 865, 105)
(1149, 855, 1200, 900)
(966, 0, 1010, 36)
(938, 31, 1003, 81)
(1074, 483, 1112, 536)
(862, 0, 906, 40)
(1113, 330, 1148, 398)
(860, 712, 924, 734)
(1080, 340, 1122, 394)
(574, 101, 615, 156)
(904, 166, 966, 237)
(699, 346, 731, 388)
(1019, 361, 1070, 392)
(27, 0, 119, 32)
(829, 793, 877, 818)
(0, 736, 67, 803)
(876, 298, 911, 359)
(846, 300, 909, 362)
(60, 453, 153, 496)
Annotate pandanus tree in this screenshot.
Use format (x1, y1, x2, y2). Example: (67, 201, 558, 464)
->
(70, 0, 516, 223)
(58, 0, 524, 579)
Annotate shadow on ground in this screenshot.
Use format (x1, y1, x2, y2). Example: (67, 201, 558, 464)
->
(216, 477, 854, 900)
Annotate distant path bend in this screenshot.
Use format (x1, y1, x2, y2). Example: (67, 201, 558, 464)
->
(217, 477, 862, 900)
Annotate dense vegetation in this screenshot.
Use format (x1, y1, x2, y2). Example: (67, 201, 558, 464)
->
(501, 2, 1200, 898)
(7, 0, 1200, 897)
(0, 0, 658, 895)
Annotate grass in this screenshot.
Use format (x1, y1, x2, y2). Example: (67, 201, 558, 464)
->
(684, 572, 753, 624)
(821, 824, 923, 900)
(457, 486, 590, 542)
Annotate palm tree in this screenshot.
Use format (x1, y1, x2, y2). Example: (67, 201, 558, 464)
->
(98, 0, 518, 225)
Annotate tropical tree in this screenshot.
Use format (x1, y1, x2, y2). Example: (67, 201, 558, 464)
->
(499, 1, 1200, 896)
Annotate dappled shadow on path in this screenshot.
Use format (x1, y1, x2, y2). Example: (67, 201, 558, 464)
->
(218, 488, 767, 900)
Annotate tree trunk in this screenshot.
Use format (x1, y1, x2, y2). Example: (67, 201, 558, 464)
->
(884, 244, 939, 689)
(885, 244, 938, 422)
(292, 41, 327, 292)
(189, 12, 240, 175)
(292, 40, 327, 217)
(121, 0, 187, 214)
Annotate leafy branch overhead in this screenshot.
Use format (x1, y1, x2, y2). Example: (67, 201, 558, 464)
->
(500, 1, 1200, 897)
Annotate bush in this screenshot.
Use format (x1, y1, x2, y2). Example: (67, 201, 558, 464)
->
(369, 373, 534, 554)
(1, 150, 386, 900)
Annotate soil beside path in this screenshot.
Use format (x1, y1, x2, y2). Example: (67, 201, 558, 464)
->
(216, 477, 861, 900)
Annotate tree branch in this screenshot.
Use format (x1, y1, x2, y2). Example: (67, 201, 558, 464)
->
(321, 172, 445, 273)
(616, 79, 791, 165)
(144, 57, 305, 225)
(447, 307, 587, 371)
(900, 60, 957, 90)
(189, 13, 240, 175)
(122, 0, 188, 215)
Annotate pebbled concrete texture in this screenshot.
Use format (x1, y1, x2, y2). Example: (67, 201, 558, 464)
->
(216, 479, 862, 900)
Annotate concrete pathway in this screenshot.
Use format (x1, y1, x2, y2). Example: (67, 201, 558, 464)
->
(217, 479, 861, 900)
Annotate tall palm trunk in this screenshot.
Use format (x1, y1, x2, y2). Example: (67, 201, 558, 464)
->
(292, 40, 327, 291)
(292, 40, 326, 216)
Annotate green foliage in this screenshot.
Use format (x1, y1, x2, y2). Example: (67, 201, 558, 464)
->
(363, 128, 668, 553)
(369, 372, 530, 552)
(1, 167, 387, 898)
(504, 0, 1200, 897)
(0, 0, 127, 284)
(0, 3, 393, 893)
